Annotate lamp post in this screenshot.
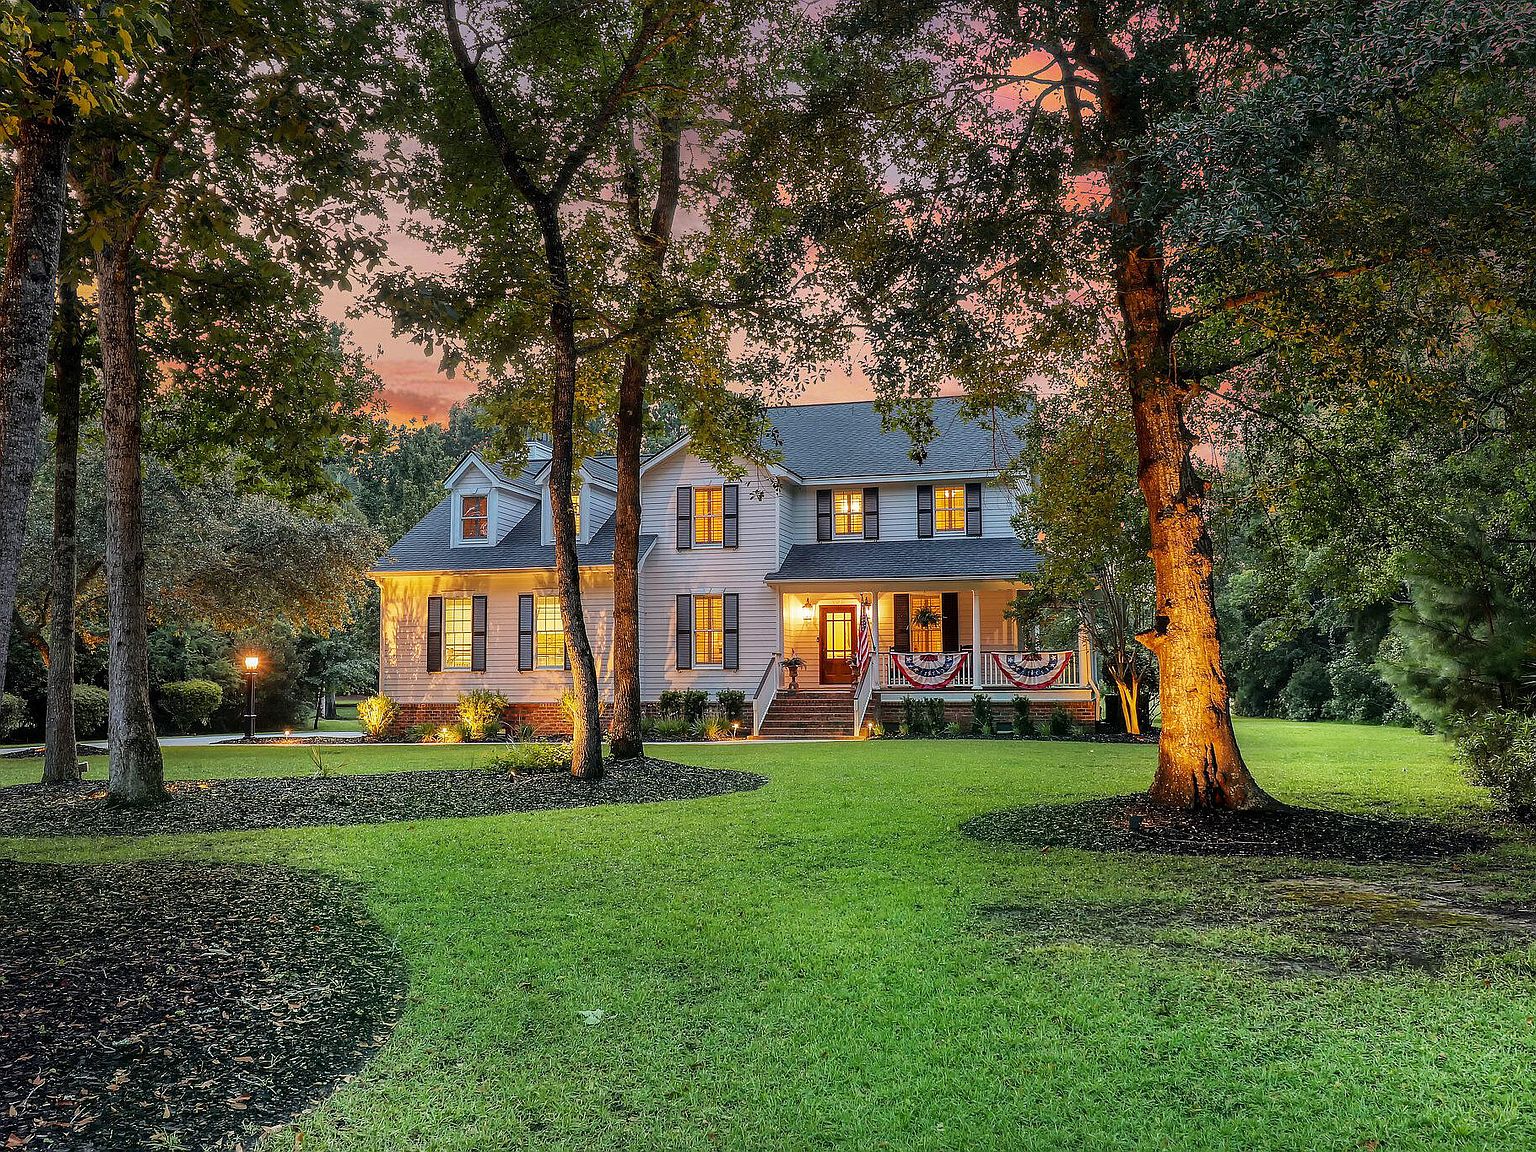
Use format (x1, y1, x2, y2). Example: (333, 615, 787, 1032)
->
(242, 654, 259, 739)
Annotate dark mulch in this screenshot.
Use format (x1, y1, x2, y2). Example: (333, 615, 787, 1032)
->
(0, 860, 405, 1151)
(962, 794, 1494, 862)
(213, 736, 363, 746)
(0, 757, 767, 838)
(1, 744, 108, 760)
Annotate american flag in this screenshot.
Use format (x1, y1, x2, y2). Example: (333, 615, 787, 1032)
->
(854, 603, 874, 680)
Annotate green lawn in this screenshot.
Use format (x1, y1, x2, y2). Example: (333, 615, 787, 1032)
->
(3, 720, 1533, 1150)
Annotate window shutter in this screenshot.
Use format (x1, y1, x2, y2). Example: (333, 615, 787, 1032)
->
(966, 482, 982, 537)
(723, 484, 739, 548)
(892, 593, 910, 653)
(941, 591, 960, 652)
(722, 593, 739, 670)
(471, 595, 488, 672)
(917, 485, 933, 538)
(676, 594, 693, 669)
(816, 488, 832, 541)
(676, 486, 692, 550)
(426, 596, 443, 673)
(517, 594, 534, 671)
(863, 487, 879, 540)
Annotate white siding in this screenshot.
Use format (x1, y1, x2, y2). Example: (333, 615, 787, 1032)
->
(780, 479, 1021, 545)
(583, 481, 616, 542)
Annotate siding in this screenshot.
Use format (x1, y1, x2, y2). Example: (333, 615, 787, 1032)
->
(779, 479, 1020, 545)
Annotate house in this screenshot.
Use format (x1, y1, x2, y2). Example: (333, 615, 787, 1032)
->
(370, 398, 1099, 737)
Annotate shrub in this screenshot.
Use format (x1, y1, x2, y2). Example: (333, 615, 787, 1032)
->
(653, 717, 691, 741)
(457, 689, 509, 741)
(515, 720, 537, 743)
(970, 694, 994, 736)
(435, 722, 467, 744)
(73, 684, 110, 738)
(716, 689, 747, 723)
(945, 721, 963, 737)
(1456, 711, 1536, 824)
(357, 694, 400, 740)
(1011, 697, 1037, 738)
(405, 722, 436, 744)
(559, 690, 580, 727)
(0, 692, 26, 740)
(1047, 705, 1077, 738)
(901, 696, 928, 737)
(702, 716, 730, 741)
(492, 742, 571, 775)
(158, 679, 223, 734)
(923, 698, 948, 735)
(680, 690, 709, 722)
(656, 690, 685, 718)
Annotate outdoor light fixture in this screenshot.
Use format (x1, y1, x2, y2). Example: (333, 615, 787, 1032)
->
(800, 597, 814, 624)
(241, 655, 260, 739)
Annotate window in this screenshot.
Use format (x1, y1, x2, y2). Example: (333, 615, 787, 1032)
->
(833, 490, 863, 536)
(571, 490, 580, 536)
(534, 594, 565, 669)
(910, 594, 943, 653)
(693, 487, 723, 546)
(694, 594, 723, 665)
(934, 486, 965, 533)
(461, 495, 489, 541)
(443, 595, 474, 669)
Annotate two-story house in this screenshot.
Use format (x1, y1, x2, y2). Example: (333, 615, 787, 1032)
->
(370, 399, 1100, 737)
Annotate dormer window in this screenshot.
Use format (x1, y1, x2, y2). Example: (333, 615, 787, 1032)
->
(460, 494, 489, 541)
(571, 490, 580, 537)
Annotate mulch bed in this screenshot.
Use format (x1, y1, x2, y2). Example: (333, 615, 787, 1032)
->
(0, 860, 405, 1151)
(0, 758, 767, 838)
(213, 736, 363, 746)
(1, 744, 108, 760)
(963, 794, 1495, 862)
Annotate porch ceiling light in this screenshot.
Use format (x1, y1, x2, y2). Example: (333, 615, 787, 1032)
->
(799, 597, 814, 624)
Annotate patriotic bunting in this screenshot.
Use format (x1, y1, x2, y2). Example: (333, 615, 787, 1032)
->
(890, 651, 968, 689)
(991, 651, 1070, 689)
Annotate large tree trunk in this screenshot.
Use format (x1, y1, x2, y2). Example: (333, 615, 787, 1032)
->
(41, 276, 82, 785)
(0, 112, 73, 701)
(96, 244, 166, 804)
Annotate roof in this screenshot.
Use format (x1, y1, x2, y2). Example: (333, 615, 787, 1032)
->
(767, 537, 1040, 582)
(762, 397, 1022, 479)
(373, 498, 655, 575)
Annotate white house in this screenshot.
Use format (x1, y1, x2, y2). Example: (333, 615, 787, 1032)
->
(370, 398, 1099, 737)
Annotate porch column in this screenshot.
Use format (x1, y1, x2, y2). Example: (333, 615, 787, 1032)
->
(1077, 620, 1094, 692)
(870, 590, 881, 688)
(971, 588, 982, 689)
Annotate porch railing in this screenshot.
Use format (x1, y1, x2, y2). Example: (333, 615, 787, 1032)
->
(750, 652, 782, 736)
(882, 649, 1083, 692)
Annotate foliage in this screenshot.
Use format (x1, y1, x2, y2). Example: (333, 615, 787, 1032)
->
(491, 742, 571, 775)
(648, 717, 691, 742)
(715, 690, 747, 724)
(1455, 711, 1536, 824)
(970, 694, 994, 737)
(0, 692, 26, 739)
(157, 679, 223, 734)
(0, 0, 164, 128)
(72, 684, 109, 738)
(657, 690, 709, 723)
(457, 690, 509, 742)
(357, 695, 400, 741)
(1011, 698, 1036, 739)
(1047, 707, 1077, 739)
(404, 722, 437, 744)
(900, 696, 928, 739)
(702, 717, 731, 742)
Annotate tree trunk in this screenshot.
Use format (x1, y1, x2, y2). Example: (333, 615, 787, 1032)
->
(42, 276, 82, 785)
(0, 112, 73, 701)
(96, 244, 166, 804)
(608, 350, 646, 760)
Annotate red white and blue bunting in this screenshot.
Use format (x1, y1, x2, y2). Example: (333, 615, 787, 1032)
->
(890, 651, 968, 689)
(991, 651, 1071, 689)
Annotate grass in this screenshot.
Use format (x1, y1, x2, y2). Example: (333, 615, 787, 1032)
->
(3, 719, 1534, 1151)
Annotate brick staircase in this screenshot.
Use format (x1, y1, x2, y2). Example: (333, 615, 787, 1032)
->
(757, 689, 856, 738)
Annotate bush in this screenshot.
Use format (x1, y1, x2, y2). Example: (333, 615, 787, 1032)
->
(492, 742, 571, 775)
(652, 716, 691, 741)
(405, 722, 436, 744)
(702, 716, 731, 741)
(357, 694, 400, 740)
(1456, 711, 1536, 824)
(1047, 705, 1077, 738)
(514, 720, 537, 742)
(0, 693, 26, 740)
(923, 698, 948, 735)
(655, 689, 707, 721)
(970, 694, 994, 736)
(716, 690, 747, 723)
(73, 684, 110, 738)
(158, 679, 223, 734)
(457, 689, 509, 741)
(901, 696, 928, 737)
(1011, 697, 1037, 738)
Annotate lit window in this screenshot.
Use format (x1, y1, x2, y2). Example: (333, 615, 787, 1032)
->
(694, 487, 723, 546)
(934, 486, 965, 533)
(910, 594, 942, 653)
(443, 596, 474, 669)
(534, 594, 565, 669)
(571, 490, 580, 536)
(694, 594, 723, 665)
(833, 490, 863, 536)
(461, 495, 489, 540)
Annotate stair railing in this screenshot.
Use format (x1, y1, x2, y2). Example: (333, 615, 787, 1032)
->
(750, 652, 782, 736)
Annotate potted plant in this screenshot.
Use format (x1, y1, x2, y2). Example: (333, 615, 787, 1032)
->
(782, 652, 805, 693)
(911, 604, 941, 631)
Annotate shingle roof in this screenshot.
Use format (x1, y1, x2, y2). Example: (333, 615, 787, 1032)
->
(763, 397, 1022, 479)
(767, 538, 1040, 582)
(373, 498, 655, 574)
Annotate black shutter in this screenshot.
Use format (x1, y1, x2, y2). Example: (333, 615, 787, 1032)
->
(722, 593, 739, 670)
(517, 594, 534, 671)
(676, 594, 693, 669)
(941, 591, 960, 652)
(892, 593, 910, 653)
(816, 488, 832, 541)
(471, 595, 488, 672)
(426, 596, 443, 673)
(863, 487, 879, 540)
(676, 486, 692, 550)
(966, 481, 982, 537)
(917, 485, 933, 538)
(723, 484, 739, 548)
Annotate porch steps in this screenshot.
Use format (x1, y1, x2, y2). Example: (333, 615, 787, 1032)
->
(757, 690, 856, 738)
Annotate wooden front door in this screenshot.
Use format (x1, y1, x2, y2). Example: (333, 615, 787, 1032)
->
(819, 605, 855, 685)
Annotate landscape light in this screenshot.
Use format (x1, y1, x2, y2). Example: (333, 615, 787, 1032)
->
(244, 654, 259, 671)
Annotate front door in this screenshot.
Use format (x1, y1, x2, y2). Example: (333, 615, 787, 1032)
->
(819, 605, 855, 685)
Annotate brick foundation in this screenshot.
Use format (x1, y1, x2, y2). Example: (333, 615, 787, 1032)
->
(387, 701, 609, 740)
(875, 695, 1097, 731)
